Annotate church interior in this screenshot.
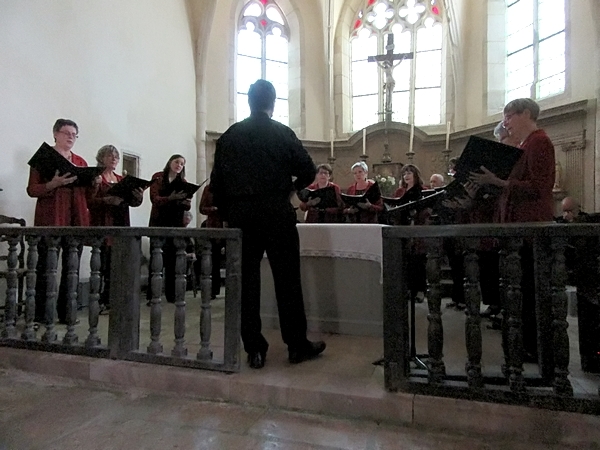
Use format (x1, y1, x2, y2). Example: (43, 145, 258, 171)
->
(2, 0, 600, 447)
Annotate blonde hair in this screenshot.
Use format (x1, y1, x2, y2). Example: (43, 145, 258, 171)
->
(96, 145, 119, 166)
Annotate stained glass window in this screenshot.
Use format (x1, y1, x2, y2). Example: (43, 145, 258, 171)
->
(350, 0, 444, 130)
(237, 0, 290, 125)
(505, 0, 565, 102)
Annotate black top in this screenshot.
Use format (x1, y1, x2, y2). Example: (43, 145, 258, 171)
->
(211, 112, 316, 221)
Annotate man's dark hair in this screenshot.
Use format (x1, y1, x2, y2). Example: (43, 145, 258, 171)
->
(53, 118, 79, 134)
(248, 79, 276, 113)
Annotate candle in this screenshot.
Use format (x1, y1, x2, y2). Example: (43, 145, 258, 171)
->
(362, 128, 367, 156)
(330, 129, 334, 158)
(445, 121, 451, 149)
(409, 123, 414, 153)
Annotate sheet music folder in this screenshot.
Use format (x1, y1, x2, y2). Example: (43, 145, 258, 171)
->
(453, 136, 523, 183)
(297, 185, 338, 209)
(385, 189, 446, 214)
(159, 177, 201, 199)
(28, 142, 103, 187)
(106, 176, 154, 203)
(341, 181, 381, 207)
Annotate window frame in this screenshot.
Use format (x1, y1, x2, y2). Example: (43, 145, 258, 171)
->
(349, 0, 445, 131)
(235, 0, 291, 125)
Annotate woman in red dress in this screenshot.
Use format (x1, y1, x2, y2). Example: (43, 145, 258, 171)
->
(26, 118, 98, 325)
(470, 98, 555, 361)
(88, 145, 144, 312)
(298, 164, 343, 223)
(343, 161, 383, 223)
(148, 154, 191, 303)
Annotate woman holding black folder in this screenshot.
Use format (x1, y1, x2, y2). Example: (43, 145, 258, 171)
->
(343, 161, 383, 223)
(299, 164, 342, 223)
(392, 164, 429, 304)
(88, 145, 144, 312)
(26, 118, 99, 325)
(148, 154, 192, 303)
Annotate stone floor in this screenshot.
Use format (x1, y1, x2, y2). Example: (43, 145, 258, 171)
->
(1, 289, 600, 449)
(0, 368, 593, 450)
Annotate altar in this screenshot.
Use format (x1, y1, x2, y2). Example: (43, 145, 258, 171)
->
(260, 224, 384, 337)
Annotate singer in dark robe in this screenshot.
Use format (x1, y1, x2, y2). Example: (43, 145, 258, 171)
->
(343, 161, 383, 224)
(392, 164, 428, 303)
(211, 79, 325, 369)
(148, 154, 192, 304)
(88, 145, 144, 311)
(298, 163, 343, 223)
(26, 118, 98, 325)
(470, 98, 555, 361)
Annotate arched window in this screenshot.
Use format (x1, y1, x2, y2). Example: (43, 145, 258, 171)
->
(350, 0, 443, 131)
(487, 0, 565, 114)
(236, 0, 290, 125)
(505, 0, 565, 101)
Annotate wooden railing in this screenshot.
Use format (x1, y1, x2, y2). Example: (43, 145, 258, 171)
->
(0, 227, 242, 373)
(382, 222, 600, 413)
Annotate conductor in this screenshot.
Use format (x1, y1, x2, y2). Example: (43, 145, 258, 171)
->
(211, 79, 326, 369)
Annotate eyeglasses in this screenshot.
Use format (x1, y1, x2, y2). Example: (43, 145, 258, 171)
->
(58, 131, 79, 139)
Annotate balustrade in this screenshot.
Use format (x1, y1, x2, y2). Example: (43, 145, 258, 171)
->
(0, 227, 242, 373)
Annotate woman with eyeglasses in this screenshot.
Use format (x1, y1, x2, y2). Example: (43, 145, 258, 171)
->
(88, 145, 145, 313)
(147, 154, 192, 304)
(26, 118, 99, 325)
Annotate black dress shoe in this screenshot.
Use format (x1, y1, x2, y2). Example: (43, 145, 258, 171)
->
(480, 306, 501, 318)
(247, 351, 266, 369)
(288, 340, 326, 364)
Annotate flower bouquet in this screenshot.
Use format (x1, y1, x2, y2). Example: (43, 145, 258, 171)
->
(374, 174, 397, 197)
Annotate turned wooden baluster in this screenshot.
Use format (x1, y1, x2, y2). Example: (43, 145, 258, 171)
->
(86, 238, 102, 347)
(171, 237, 188, 357)
(498, 245, 510, 379)
(503, 238, 525, 393)
(425, 237, 446, 383)
(42, 237, 60, 343)
(1, 236, 20, 339)
(62, 237, 80, 345)
(550, 237, 573, 396)
(147, 237, 164, 354)
(464, 238, 483, 388)
(22, 236, 39, 341)
(197, 239, 213, 360)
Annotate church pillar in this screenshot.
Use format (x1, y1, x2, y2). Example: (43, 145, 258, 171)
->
(188, 0, 217, 209)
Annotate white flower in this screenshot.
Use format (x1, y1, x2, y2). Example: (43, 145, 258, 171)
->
(379, 177, 387, 182)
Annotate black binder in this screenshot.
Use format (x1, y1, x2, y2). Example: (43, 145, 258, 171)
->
(385, 189, 445, 215)
(298, 185, 339, 209)
(157, 176, 201, 199)
(341, 181, 381, 207)
(453, 136, 523, 183)
(381, 196, 405, 207)
(28, 142, 103, 187)
(106, 176, 154, 203)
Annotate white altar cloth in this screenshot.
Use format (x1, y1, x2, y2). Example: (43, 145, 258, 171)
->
(260, 224, 386, 337)
(296, 223, 384, 265)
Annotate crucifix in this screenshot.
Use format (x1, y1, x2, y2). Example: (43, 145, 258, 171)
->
(368, 33, 413, 124)
(368, 34, 413, 162)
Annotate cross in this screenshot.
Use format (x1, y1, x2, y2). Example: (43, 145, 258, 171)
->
(368, 34, 413, 124)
